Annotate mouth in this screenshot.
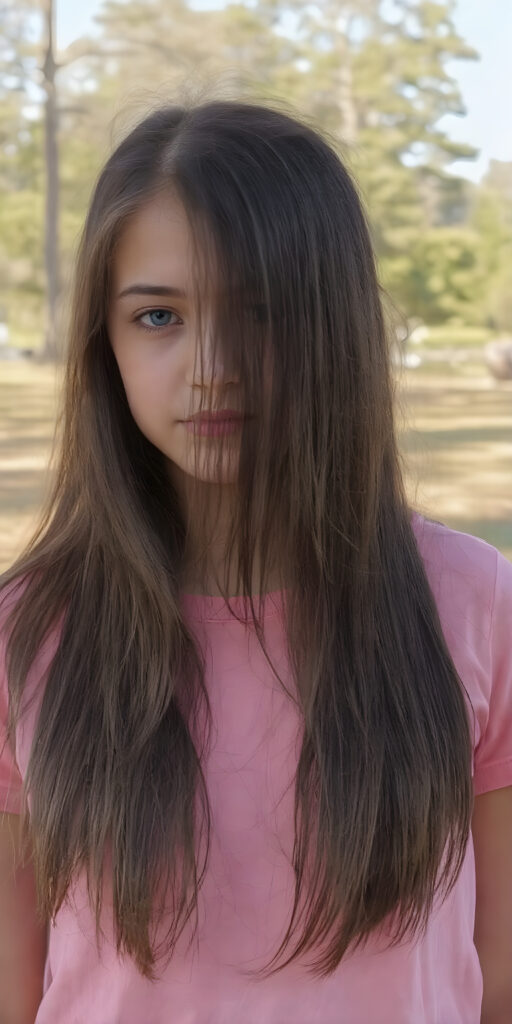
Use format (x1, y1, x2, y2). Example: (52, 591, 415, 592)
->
(184, 412, 253, 437)
(189, 410, 249, 424)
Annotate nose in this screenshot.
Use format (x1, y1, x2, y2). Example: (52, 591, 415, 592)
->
(189, 325, 238, 387)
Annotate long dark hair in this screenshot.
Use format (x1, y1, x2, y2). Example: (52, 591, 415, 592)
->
(0, 94, 473, 981)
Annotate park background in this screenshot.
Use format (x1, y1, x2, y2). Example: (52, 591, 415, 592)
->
(0, 0, 511, 569)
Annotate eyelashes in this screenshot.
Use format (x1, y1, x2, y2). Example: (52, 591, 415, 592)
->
(134, 309, 180, 332)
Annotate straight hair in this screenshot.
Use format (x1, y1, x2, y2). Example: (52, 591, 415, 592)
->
(0, 95, 474, 981)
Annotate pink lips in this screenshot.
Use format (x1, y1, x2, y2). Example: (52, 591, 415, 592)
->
(190, 410, 245, 423)
(184, 410, 250, 437)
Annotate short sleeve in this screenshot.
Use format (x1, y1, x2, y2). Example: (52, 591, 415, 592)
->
(472, 549, 512, 796)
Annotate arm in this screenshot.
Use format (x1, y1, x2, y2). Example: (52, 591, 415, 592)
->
(472, 785, 512, 1024)
(0, 812, 48, 1024)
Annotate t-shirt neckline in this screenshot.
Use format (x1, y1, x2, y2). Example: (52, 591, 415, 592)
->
(180, 587, 289, 622)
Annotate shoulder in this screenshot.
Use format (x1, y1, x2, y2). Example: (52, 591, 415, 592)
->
(411, 510, 502, 586)
(411, 511, 505, 642)
(411, 513, 512, 789)
(0, 577, 30, 650)
(0, 573, 62, 708)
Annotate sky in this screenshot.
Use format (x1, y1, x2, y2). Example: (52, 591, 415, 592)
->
(56, 0, 512, 183)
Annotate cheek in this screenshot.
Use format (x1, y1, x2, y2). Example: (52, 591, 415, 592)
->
(114, 351, 171, 431)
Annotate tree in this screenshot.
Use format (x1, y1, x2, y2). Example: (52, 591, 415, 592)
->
(471, 162, 512, 330)
(41, 0, 59, 360)
(0, 2, 46, 345)
(0, 0, 485, 342)
(0, 0, 107, 359)
(260, 0, 478, 310)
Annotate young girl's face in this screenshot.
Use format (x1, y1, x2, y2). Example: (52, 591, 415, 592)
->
(107, 192, 252, 492)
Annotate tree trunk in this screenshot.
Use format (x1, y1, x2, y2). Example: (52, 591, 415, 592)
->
(42, 0, 60, 362)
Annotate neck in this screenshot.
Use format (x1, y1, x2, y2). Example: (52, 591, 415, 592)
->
(168, 464, 285, 597)
(179, 553, 285, 597)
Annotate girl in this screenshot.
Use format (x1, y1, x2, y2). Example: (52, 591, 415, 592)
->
(1, 98, 511, 1024)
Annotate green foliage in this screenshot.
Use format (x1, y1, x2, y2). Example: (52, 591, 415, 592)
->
(397, 226, 485, 323)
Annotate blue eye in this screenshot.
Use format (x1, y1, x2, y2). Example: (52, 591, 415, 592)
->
(134, 306, 267, 331)
(137, 309, 179, 330)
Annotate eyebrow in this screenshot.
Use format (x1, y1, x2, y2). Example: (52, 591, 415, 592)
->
(116, 282, 252, 301)
(117, 284, 187, 300)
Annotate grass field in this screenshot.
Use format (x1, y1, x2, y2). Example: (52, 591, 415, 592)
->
(0, 355, 511, 572)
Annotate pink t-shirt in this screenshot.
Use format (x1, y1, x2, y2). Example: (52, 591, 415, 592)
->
(1, 514, 512, 1023)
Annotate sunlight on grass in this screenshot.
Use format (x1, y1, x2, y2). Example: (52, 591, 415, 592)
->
(0, 361, 62, 570)
(397, 370, 512, 560)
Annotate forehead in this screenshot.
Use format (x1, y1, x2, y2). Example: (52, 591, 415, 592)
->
(111, 192, 257, 303)
(111, 193, 195, 292)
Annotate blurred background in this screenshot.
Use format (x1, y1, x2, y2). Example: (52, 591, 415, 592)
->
(0, 0, 511, 569)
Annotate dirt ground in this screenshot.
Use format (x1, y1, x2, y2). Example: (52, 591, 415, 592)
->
(0, 359, 511, 572)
